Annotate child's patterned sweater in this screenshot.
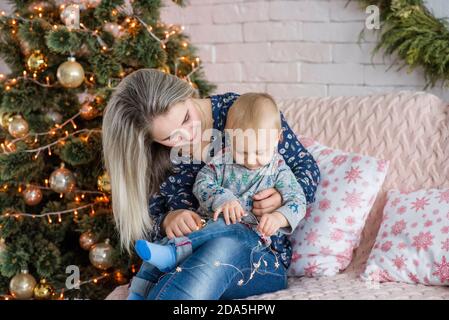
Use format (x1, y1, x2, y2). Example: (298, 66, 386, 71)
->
(193, 148, 307, 247)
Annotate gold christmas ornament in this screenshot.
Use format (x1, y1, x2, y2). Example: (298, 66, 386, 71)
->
(26, 50, 47, 73)
(79, 231, 97, 251)
(49, 164, 76, 194)
(23, 185, 43, 206)
(57, 57, 85, 88)
(45, 110, 63, 124)
(79, 102, 98, 120)
(9, 269, 37, 300)
(8, 115, 29, 138)
(33, 278, 55, 300)
(89, 239, 114, 270)
(97, 171, 111, 193)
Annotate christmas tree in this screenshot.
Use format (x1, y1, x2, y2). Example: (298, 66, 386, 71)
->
(0, 0, 214, 300)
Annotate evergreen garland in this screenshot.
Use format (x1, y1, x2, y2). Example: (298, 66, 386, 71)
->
(357, 0, 449, 88)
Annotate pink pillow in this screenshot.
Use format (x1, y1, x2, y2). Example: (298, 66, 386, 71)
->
(287, 137, 389, 277)
(362, 188, 449, 285)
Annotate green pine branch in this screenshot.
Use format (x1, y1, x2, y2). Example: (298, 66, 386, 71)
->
(356, 0, 449, 88)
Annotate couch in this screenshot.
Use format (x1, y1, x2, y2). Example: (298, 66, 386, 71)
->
(106, 91, 449, 300)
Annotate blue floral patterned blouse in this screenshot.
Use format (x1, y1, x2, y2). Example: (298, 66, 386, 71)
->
(148, 92, 320, 269)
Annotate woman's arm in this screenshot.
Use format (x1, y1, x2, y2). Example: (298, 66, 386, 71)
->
(272, 162, 307, 234)
(278, 112, 321, 205)
(148, 166, 200, 242)
(148, 193, 169, 242)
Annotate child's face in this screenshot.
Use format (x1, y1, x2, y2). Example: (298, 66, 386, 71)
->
(231, 128, 280, 170)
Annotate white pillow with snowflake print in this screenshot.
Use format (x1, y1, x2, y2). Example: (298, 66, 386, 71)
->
(361, 188, 449, 285)
(287, 137, 389, 277)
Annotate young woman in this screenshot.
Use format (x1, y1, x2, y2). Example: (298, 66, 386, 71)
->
(102, 68, 320, 299)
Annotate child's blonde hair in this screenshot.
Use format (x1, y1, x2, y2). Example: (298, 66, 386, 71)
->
(226, 92, 281, 131)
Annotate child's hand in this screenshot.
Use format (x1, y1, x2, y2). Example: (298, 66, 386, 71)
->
(213, 200, 245, 225)
(257, 212, 289, 237)
(162, 209, 203, 239)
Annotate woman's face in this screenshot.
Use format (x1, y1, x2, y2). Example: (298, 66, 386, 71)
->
(151, 98, 202, 148)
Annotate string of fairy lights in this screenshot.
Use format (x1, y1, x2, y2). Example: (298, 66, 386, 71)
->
(0, 1, 201, 88)
(0, 0, 201, 212)
(158, 239, 283, 289)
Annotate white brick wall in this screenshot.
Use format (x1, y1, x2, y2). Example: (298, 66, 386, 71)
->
(0, 0, 447, 101)
(161, 0, 449, 101)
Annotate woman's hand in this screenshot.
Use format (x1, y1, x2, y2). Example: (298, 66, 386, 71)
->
(161, 209, 203, 239)
(252, 188, 282, 217)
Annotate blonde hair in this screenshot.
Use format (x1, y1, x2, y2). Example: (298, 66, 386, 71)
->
(102, 68, 197, 253)
(226, 92, 281, 131)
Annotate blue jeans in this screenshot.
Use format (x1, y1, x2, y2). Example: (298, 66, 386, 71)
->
(129, 217, 288, 300)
